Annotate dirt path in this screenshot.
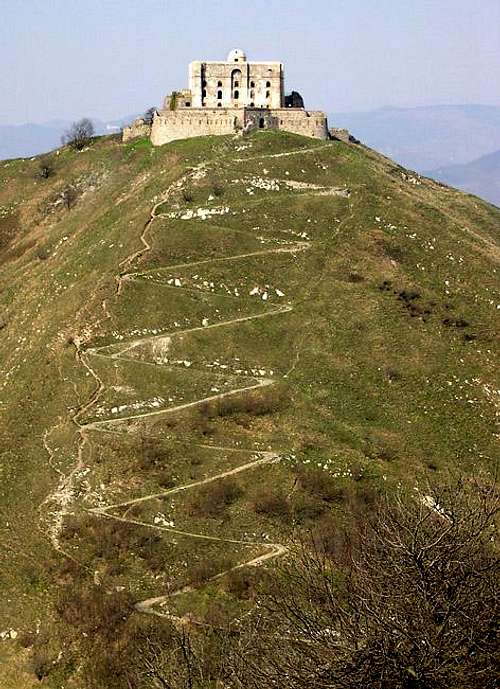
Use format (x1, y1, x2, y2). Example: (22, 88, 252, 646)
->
(41, 138, 342, 619)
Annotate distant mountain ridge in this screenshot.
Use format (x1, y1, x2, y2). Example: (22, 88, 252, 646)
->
(426, 149, 500, 207)
(330, 104, 500, 171)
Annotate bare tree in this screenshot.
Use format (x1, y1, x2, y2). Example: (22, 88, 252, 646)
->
(62, 118, 95, 150)
(232, 478, 499, 689)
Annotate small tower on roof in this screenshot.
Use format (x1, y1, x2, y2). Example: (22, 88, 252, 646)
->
(227, 48, 247, 63)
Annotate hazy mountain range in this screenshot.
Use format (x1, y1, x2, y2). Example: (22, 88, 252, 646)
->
(1, 104, 499, 206)
(330, 104, 500, 170)
(424, 149, 500, 208)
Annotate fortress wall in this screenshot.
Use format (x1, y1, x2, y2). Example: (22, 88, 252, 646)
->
(151, 109, 242, 146)
(145, 107, 329, 146)
(275, 110, 329, 140)
(122, 120, 152, 142)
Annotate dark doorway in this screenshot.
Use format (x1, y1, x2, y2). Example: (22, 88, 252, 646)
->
(259, 117, 265, 129)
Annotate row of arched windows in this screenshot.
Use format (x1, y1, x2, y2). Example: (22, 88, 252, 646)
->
(202, 80, 272, 93)
(201, 74, 273, 106)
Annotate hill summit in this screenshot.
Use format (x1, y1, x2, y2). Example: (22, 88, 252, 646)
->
(0, 131, 498, 686)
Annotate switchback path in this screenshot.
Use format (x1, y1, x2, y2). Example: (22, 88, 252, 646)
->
(41, 137, 347, 619)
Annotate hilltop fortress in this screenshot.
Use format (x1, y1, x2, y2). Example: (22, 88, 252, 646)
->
(123, 48, 329, 145)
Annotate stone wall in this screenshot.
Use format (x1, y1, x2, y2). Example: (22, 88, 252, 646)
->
(275, 110, 329, 140)
(122, 119, 152, 142)
(148, 107, 329, 146)
(330, 127, 359, 144)
(150, 109, 243, 146)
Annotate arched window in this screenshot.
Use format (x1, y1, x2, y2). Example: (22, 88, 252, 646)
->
(217, 103, 222, 107)
(250, 81, 255, 88)
(202, 80, 207, 87)
(217, 90, 223, 100)
(250, 102, 255, 107)
(202, 89, 207, 98)
(266, 90, 270, 98)
(266, 81, 271, 87)
(231, 69, 242, 102)
(217, 80, 223, 87)
(250, 89, 255, 100)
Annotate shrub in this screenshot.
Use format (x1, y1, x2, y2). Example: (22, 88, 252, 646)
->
(38, 155, 54, 179)
(56, 585, 134, 637)
(292, 492, 326, 522)
(312, 513, 350, 559)
(397, 288, 421, 303)
(297, 467, 343, 502)
(61, 186, 77, 210)
(18, 629, 37, 649)
(189, 556, 233, 586)
(347, 271, 364, 283)
(225, 568, 260, 599)
(443, 316, 470, 328)
(182, 186, 194, 203)
(384, 366, 403, 382)
(252, 488, 290, 519)
(202, 387, 287, 420)
(140, 437, 173, 469)
(189, 478, 243, 518)
(36, 245, 51, 260)
(29, 641, 54, 681)
(365, 433, 399, 462)
(211, 177, 225, 197)
(157, 470, 176, 489)
(169, 92, 178, 110)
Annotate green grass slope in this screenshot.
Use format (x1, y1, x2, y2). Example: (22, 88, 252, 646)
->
(0, 131, 498, 686)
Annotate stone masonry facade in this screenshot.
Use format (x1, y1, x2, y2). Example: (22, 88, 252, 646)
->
(123, 49, 329, 145)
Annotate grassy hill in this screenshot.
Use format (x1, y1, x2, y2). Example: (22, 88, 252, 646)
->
(0, 131, 498, 687)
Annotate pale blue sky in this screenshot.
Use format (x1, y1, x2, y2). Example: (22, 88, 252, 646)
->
(1, 0, 499, 125)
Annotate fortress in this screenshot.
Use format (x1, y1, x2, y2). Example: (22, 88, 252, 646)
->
(123, 48, 329, 145)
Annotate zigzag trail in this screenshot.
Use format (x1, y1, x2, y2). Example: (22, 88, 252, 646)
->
(42, 139, 345, 620)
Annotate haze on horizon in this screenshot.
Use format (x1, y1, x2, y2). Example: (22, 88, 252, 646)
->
(1, 0, 499, 126)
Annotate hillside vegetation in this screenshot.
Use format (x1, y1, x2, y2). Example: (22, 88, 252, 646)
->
(0, 131, 498, 687)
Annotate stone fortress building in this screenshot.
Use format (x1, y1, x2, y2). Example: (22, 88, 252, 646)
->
(123, 48, 329, 145)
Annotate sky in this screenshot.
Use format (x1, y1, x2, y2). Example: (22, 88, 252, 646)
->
(1, 0, 499, 125)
